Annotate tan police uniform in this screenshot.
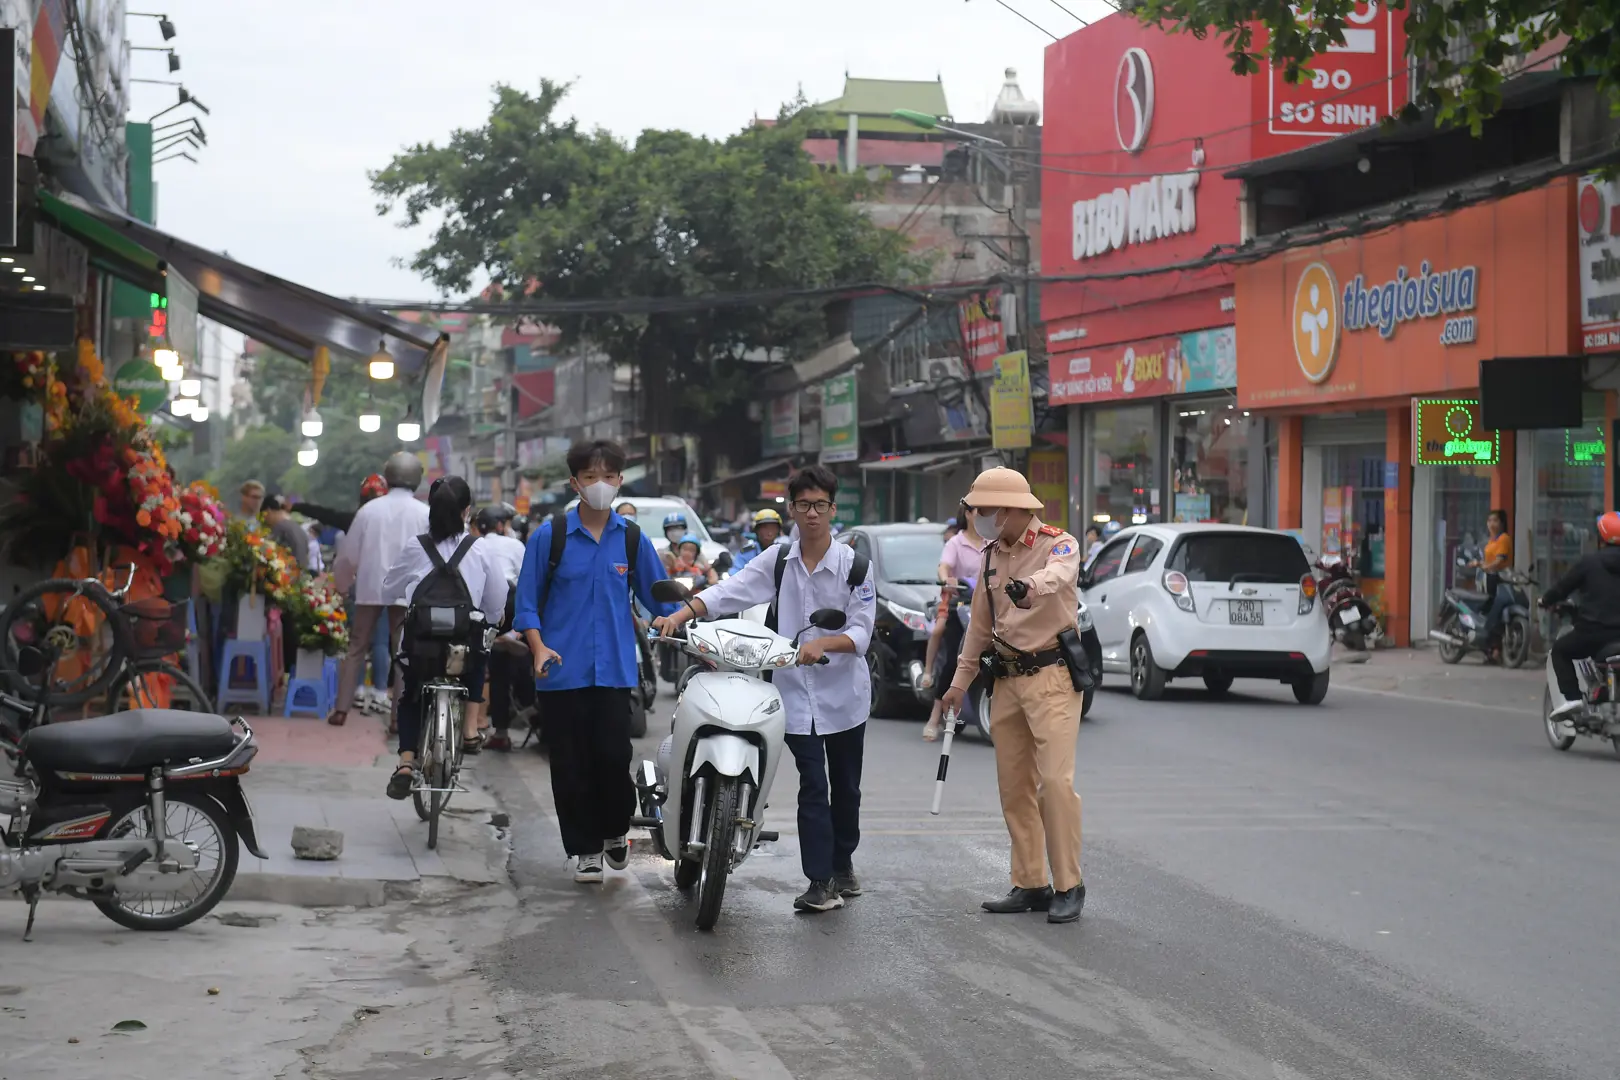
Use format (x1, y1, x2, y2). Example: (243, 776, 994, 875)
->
(951, 484, 1085, 896)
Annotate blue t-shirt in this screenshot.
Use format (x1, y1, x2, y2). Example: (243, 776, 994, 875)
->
(512, 510, 676, 691)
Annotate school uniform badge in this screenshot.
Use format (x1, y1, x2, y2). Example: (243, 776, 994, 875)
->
(613, 563, 629, 576)
(856, 580, 875, 602)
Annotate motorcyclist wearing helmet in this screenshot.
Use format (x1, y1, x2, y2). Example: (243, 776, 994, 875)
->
(670, 534, 717, 585)
(1540, 511, 1620, 716)
(734, 508, 785, 570)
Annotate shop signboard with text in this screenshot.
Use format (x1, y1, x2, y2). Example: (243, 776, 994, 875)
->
(1411, 398, 1499, 466)
(819, 372, 859, 464)
(958, 295, 1006, 373)
(1577, 174, 1620, 352)
(1235, 181, 1578, 409)
(1049, 326, 1235, 406)
(990, 351, 1032, 449)
(761, 392, 800, 457)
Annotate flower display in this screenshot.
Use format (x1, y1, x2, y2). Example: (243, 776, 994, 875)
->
(175, 482, 228, 563)
(222, 520, 299, 604)
(286, 575, 349, 656)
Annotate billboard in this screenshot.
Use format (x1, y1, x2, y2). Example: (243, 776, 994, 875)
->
(1049, 326, 1235, 406)
(1578, 174, 1620, 352)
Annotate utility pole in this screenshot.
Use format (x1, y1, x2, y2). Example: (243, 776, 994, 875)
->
(501, 343, 517, 503)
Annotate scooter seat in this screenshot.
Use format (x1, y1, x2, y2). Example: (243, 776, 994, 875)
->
(22, 709, 237, 774)
(1450, 590, 1490, 606)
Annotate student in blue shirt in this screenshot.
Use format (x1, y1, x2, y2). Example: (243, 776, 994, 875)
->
(514, 440, 674, 884)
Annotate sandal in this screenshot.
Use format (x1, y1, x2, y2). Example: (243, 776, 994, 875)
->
(462, 732, 485, 755)
(922, 719, 942, 742)
(386, 762, 416, 800)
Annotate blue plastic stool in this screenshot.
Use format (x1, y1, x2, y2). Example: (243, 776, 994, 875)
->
(217, 639, 271, 714)
(324, 656, 339, 703)
(282, 674, 332, 718)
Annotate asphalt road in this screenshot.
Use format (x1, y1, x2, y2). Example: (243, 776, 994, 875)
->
(478, 674, 1620, 1080)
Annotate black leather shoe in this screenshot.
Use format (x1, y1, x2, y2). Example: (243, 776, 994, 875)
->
(1047, 884, 1086, 923)
(981, 886, 1054, 914)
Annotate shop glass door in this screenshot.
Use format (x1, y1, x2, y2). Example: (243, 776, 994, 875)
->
(1172, 398, 1250, 524)
(1090, 404, 1160, 529)
(1428, 466, 1493, 623)
(1531, 395, 1606, 643)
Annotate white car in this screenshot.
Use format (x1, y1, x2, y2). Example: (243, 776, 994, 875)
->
(1080, 523, 1332, 704)
(565, 495, 729, 568)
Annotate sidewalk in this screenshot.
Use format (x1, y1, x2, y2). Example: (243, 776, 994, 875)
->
(1329, 643, 1546, 712)
(229, 712, 510, 907)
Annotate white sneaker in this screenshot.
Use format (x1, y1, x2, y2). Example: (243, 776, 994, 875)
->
(604, 836, 630, 870)
(353, 687, 370, 711)
(1550, 697, 1585, 718)
(573, 854, 604, 883)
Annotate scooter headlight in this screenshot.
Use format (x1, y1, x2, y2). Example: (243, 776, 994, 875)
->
(717, 630, 771, 668)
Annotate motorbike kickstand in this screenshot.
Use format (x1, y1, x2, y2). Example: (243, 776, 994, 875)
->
(20, 884, 39, 942)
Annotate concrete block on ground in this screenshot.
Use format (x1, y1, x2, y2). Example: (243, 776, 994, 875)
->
(290, 825, 344, 860)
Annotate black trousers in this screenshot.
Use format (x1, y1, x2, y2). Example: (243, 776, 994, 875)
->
(541, 687, 634, 856)
(487, 645, 534, 731)
(784, 723, 866, 884)
(1551, 625, 1617, 699)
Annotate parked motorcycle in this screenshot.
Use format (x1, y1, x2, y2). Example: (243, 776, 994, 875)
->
(1541, 602, 1620, 756)
(1429, 550, 1532, 667)
(633, 579, 844, 930)
(1314, 553, 1381, 650)
(0, 647, 265, 937)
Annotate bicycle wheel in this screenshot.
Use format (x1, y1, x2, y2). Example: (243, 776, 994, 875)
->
(105, 660, 215, 715)
(0, 578, 132, 705)
(412, 687, 439, 823)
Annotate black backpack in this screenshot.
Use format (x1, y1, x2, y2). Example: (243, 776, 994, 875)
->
(536, 510, 641, 619)
(405, 533, 479, 671)
(764, 544, 870, 634)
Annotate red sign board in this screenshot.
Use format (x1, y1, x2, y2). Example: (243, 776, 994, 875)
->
(1250, 2, 1407, 159)
(1050, 333, 1186, 405)
(958, 295, 1006, 373)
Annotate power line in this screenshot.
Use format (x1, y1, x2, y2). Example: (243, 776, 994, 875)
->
(986, 0, 1060, 40)
(1044, 0, 1089, 26)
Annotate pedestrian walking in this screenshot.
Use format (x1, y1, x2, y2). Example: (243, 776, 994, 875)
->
(654, 465, 876, 913)
(940, 466, 1089, 924)
(513, 440, 672, 883)
(329, 452, 430, 728)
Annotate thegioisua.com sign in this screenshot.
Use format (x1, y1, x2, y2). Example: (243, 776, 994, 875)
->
(1341, 261, 1478, 345)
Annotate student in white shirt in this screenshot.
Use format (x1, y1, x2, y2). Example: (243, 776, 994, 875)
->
(655, 465, 876, 914)
(330, 453, 430, 728)
(381, 475, 509, 799)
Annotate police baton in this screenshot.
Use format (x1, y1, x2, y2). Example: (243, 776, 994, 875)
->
(930, 707, 968, 815)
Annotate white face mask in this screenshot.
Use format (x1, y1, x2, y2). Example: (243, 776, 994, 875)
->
(579, 480, 619, 511)
(973, 511, 1003, 541)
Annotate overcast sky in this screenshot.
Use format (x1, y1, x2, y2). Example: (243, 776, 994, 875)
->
(124, 0, 1116, 303)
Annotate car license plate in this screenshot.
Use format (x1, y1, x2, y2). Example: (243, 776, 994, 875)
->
(1229, 600, 1263, 625)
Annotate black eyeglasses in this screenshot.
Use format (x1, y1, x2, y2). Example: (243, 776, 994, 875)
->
(791, 499, 834, 515)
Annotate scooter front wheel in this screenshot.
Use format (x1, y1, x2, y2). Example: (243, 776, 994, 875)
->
(695, 777, 740, 931)
(1543, 688, 1576, 751)
(1501, 619, 1530, 669)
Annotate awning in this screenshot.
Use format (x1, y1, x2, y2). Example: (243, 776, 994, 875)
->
(858, 448, 976, 473)
(38, 192, 441, 371)
(698, 456, 795, 489)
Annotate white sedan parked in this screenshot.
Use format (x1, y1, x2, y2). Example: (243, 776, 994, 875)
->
(1080, 524, 1333, 704)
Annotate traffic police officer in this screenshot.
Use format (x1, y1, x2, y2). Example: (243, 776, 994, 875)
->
(941, 467, 1087, 923)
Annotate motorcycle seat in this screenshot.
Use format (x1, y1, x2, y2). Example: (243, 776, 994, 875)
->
(1450, 590, 1490, 606)
(22, 709, 238, 774)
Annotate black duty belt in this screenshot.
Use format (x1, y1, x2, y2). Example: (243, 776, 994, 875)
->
(985, 646, 1064, 679)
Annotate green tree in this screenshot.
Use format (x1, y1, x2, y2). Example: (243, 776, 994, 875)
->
(248, 347, 413, 436)
(277, 421, 400, 508)
(1133, 0, 1589, 132)
(207, 425, 297, 499)
(370, 81, 923, 432)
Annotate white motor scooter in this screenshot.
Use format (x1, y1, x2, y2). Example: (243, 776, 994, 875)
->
(633, 579, 846, 930)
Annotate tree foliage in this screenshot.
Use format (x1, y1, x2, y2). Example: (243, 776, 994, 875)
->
(1133, 0, 1583, 132)
(369, 81, 924, 430)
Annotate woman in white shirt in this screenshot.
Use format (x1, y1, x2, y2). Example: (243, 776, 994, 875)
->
(381, 476, 509, 801)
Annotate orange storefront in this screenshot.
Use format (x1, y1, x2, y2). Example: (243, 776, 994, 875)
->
(1235, 180, 1585, 644)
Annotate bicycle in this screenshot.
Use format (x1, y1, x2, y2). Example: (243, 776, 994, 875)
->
(409, 629, 491, 850)
(0, 563, 214, 714)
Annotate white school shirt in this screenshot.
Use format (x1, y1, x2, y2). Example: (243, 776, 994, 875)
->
(482, 532, 527, 586)
(696, 539, 877, 736)
(380, 531, 509, 622)
(333, 488, 430, 606)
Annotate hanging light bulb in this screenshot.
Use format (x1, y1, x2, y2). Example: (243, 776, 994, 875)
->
(192, 405, 210, 423)
(170, 397, 196, 417)
(397, 418, 421, 442)
(297, 439, 319, 467)
(179, 378, 201, 398)
(368, 339, 394, 380)
(159, 362, 182, 382)
(301, 408, 323, 438)
(153, 347, 179, 369)
(358, 411, 381, 433)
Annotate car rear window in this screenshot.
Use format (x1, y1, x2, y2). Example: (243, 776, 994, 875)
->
(1168, 533, 1310, 584)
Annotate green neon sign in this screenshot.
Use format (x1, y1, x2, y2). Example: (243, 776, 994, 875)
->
(1413, 397, 1500, 466)
(1566, 427, 1606, 466)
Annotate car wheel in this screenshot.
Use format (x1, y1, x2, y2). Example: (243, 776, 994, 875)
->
(974, 684, 994, 744)
(1293, 669, 1330, 705)
(1130, 634, 1167, 701)
(867, 652, 890, 718)
(1202, 673, 1234, 696)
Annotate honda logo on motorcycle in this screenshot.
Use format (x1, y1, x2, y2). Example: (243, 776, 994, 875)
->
(1116, 47, 1155, 153)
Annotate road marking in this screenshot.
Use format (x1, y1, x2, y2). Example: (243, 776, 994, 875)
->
(1330, 682, 1532, 715)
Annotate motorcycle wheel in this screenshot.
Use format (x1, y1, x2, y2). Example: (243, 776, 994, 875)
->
(695, 777, 740, 931)
(1437, 616, 1466, 664)
(93, 791, 240, 931)
(1543, 688, 1576, 751)
(1501, 620, 1530, 669)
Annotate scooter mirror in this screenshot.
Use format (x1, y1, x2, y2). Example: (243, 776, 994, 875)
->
(651, 579, 693, 604)
(808, 608, 846, 631)
(713, 550, 734, 573)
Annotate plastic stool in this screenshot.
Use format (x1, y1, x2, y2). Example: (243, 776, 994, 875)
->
(324, 656, 339, 702)
(283, 675, 332, 718)
(217, 639, 271, 714)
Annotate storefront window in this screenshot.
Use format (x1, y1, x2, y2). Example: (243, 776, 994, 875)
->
(1428, 466, 1493, 623)
(1531, 396, 1606, 639)
(1172, 398, 1250, 524)
(1319, 443, 1386, 575)
(1090, 404, 1159, 528)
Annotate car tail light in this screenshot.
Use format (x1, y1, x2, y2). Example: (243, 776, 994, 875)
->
(1298, 574, 1316, 615)
(1162, 570, 1194, 612)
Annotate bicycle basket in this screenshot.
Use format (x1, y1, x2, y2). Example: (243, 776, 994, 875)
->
(120, 598, 190, 661)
